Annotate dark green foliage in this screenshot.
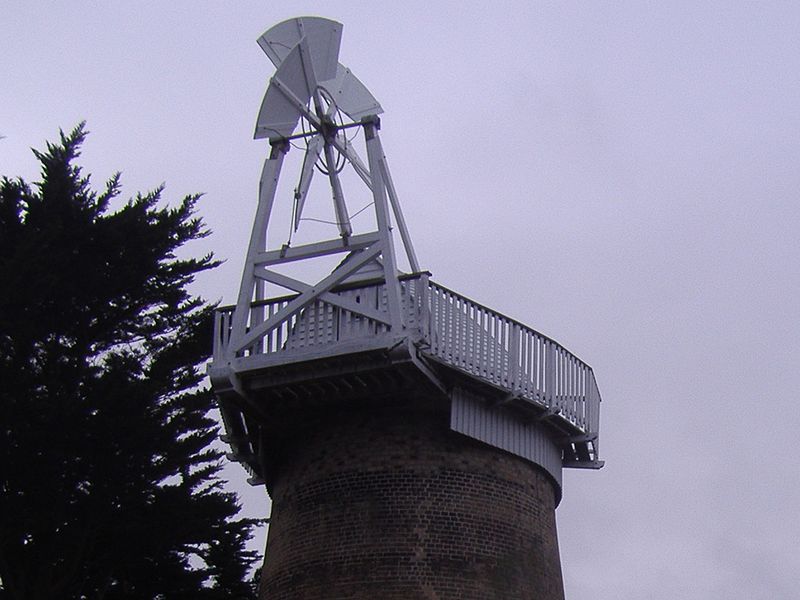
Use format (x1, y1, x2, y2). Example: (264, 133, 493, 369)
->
(0, 124, 259, 599)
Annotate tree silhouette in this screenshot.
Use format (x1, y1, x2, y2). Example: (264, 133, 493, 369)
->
(0, 124, 259, 599)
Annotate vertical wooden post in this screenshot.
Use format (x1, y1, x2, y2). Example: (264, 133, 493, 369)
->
(363, 118, 404, 333)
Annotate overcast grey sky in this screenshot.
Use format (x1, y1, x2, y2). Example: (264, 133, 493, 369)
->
(3, 2, 799, 598)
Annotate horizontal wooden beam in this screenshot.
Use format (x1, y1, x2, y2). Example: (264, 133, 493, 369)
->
(255, 231, 380, 266)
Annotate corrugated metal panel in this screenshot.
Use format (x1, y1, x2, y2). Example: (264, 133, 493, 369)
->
(449, 387, 562, 490)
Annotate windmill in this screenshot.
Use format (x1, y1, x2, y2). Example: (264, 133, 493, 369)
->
(209, 16, 603, 600)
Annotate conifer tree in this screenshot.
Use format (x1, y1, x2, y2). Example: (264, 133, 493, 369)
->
(0, 124, 259, 599)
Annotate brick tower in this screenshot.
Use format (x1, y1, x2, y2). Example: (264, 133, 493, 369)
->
(209, 17, 603, 600)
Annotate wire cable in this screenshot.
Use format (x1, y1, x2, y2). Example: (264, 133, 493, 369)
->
(297, 200, 374, 226)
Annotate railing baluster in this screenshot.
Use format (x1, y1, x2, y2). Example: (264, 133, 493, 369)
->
(444, 290, 452, 362)
(547, 339, 552, 399)
(508, 321, 519, 391)
(273, 301, 281, 351)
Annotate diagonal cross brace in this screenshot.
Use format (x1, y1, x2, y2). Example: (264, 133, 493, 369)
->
(227, 243, 384, 357)
(254, 267, 391, 325)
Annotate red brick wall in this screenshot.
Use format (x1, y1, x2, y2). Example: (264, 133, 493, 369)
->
(259, 406, 564, 600)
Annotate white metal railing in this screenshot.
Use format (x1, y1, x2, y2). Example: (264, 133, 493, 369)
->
(212, 274, 600, 438)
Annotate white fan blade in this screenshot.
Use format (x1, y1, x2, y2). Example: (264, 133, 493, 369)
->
(319, 64, 383, 121)
(254, 37, 317, 139)
(257, 17, 342, 83)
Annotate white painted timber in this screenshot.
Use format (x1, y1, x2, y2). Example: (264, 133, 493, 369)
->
(450, 386, 563, 490)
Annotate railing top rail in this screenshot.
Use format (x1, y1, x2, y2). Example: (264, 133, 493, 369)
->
(426, 279, 596, 374)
